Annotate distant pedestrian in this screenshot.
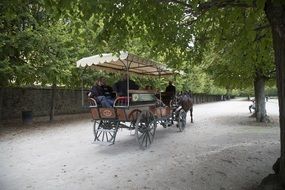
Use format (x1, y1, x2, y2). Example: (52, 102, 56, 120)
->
(249, 99, 255, 113)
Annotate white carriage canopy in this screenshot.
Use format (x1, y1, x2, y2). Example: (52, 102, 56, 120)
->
(76, 51, 174, 76)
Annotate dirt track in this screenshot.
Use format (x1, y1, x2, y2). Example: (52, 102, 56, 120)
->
(0, 98, 280, 190)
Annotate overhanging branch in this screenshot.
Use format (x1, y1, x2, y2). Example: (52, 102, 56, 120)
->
(198, 0, 256, 10)
(254, 24, 271, 31)
(164, 0, 256, 12)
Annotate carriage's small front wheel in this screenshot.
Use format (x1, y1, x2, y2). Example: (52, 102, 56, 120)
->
(93, 120, 119, 144)
(177, 109, 187, 132)
(135, 111, 156, 149)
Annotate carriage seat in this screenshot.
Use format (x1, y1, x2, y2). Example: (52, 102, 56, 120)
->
(113, 96, 131, 107)
(89, 98, 99, 107)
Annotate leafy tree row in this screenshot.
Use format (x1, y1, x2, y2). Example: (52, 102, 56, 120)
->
(1, 0, 284, 185)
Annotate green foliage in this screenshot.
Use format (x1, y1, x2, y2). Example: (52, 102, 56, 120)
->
(265, 85, 278, 96)
(188, 2, 275, 93)
(0, 0, 276, 96)
(0, 0, 76, 87)
(71, 0, 274, 95)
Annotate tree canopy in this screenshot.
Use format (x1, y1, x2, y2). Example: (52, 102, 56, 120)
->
(0, 0, 277, 94)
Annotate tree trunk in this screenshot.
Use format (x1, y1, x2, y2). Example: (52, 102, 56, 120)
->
(226, 87, 230, 100)
(254, 75, 267, 122)
(0, 88, 3, 122)
(49, 83, 56, 121)
(265, 0, 285, 185)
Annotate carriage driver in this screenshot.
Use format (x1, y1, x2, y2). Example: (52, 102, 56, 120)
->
(165, 81, 176, 97)
(88, 77, 114, 107)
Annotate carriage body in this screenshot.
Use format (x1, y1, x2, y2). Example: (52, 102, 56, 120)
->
(77, 52, 189, 149)
(90, 90, 159, 122)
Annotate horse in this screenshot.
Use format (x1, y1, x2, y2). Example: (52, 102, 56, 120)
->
(175, 91, 194, 123)
(160, 91, 194, 123)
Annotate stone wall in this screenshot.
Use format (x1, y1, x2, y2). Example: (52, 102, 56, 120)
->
(0, 87, 89, 121)
(192, 93, 224, 104)
(0, 87, 223, 121)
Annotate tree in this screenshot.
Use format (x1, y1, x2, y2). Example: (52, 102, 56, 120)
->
(0, 0, 78, 120)
(203, 36, 275, 122)
(264, 0, 285, 184)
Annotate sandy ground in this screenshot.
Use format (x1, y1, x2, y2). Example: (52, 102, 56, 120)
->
(0, 98, 280, 190)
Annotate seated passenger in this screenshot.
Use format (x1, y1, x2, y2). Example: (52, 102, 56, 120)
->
(88, 77, 114, 107)
(113, 74, 139, 96)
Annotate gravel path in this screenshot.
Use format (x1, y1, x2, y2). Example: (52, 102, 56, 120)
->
(0, 98, 280, 190)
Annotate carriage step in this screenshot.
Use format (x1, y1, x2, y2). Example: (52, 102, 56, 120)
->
(96, 128, 116, 132)
(93, 141, 114, 145)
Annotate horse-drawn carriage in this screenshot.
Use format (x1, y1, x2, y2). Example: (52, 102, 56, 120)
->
(77, 52, 192, 149)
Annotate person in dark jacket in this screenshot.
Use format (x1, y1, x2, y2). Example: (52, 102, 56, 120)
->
(88, 77, 114, 107)
(165, 81, 176, 97)
(113, 74, 139, 96)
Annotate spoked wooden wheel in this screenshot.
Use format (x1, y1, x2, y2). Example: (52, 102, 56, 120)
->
(177, 109, 187, 132)
(93, 120, 119, 144)
(128, 109, 142, 129)
(135, 111, 156, 149)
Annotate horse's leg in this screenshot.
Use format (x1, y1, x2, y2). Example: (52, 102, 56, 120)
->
(190, 107, 193, 123)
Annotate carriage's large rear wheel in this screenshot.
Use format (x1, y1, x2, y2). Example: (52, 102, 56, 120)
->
(177, 109, 187, 132)
(128, 109, 142, 129)
(93, 120, 119, 144)
(135, 111, 156, 149)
